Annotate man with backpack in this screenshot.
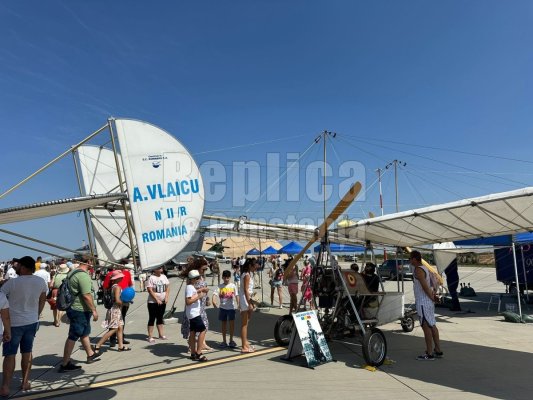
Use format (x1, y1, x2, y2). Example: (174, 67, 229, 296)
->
(58, 260, 100, 372)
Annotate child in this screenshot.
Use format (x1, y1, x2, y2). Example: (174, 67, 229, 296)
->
(93, 270, 130, 352)
(269, 263, 284, 308)
(185, 269, 209, 362)
(212, 270, 239, 348)
(239, 259, 257, 353)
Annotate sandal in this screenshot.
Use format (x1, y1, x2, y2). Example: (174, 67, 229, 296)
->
(118, 346, 131, 352)
(190, 353, 198, 361)
(91, 345, 101, 353)
(158, 336, 168, 340)
(146, 337, 156, 343)
(196, 353, 208, 362)
(240, 347, 255, 353)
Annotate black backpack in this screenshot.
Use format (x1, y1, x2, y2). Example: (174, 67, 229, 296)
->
(103, 287, 115, 309)
(56, 269, 84, 311)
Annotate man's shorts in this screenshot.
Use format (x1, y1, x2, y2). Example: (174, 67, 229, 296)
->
(66, 308, 92, 341)
(3, 322, 39, 356)
(218, 308, 236, 322)
(189, 316, 206, 333)
(417, 303, 437, 327)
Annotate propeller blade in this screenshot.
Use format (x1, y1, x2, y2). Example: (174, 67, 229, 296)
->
(284, 182, 362, 278)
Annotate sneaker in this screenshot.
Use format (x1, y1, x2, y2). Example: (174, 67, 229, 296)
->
(228, 340, 237, 348)
(58, 362, 82, 372)
(219, 342, 228, 348)
(433, 350, 444, 358)
(416, 353, 435, 361)
(86, 352, 101, 364)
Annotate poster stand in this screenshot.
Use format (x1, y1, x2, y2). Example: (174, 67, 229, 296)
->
(282, 310, 334, 369)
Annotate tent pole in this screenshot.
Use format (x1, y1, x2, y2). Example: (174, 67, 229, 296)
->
(519, 245, 530, 302)
(0, 124, 108, 199)
(108, 118, 138, 270)
(72, 150, 97, 264)
(511, 243, 523, 318)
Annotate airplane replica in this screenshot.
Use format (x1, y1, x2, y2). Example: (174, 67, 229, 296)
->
(1, 119, 532, 367)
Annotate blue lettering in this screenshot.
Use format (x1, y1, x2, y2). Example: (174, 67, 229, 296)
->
(175, 182, 181, 195)
(181, 225, 187, 235)
(180, 180, 190, 194)
(147, 184, 157, 200)
(166, 182, 176, 197)
(149, 231, 156, 241)
(142, 233, 149, 243)
(190, 179, 200, 193)
(155, 210, 162, 221)
(157, 184, 165, 198)
(179, 206, 187, 216)
(133, 187, 143, 202)
(155, 229, 165, 240)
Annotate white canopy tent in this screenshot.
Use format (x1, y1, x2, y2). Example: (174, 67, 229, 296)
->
(337, 187, 533, 247)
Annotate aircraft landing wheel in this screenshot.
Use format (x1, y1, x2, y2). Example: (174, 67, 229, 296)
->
(401, 315, 415, 332)
(274, 315, 294, 347)
(362, 327, 387, 366)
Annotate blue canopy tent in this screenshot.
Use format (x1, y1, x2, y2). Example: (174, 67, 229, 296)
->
(262, 246, 279, 255)
(278, 241, 310, 255)
(246, 248, 261, 256)
(313, 243, 365, 253)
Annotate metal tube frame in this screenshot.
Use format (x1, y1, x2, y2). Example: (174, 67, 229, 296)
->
(0, 124, 108, 200)
(511, 243, 523, 318)
(107, 118, 139, 271)
(72, 149, 97, 264)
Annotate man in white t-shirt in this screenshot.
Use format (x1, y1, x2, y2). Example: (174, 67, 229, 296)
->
(4, 263, 17, 281)
(0, 256, 47, 396)
(185, 269, 208, 362)
(34, 267, 51, 294)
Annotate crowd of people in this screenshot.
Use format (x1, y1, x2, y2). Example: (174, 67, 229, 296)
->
(0, 249, 443, 395)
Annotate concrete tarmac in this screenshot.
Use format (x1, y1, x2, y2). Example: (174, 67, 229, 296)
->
(4, 265, 533, 400)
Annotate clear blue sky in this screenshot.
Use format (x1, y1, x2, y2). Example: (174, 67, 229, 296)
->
(1, 1, 532, 260)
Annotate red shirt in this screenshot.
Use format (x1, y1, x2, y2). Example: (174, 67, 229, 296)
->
(103, 269, 133, 290)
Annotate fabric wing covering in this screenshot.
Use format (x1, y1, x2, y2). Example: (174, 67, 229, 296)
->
(338, 187, 533, 247)
(0, 193, 126, 225)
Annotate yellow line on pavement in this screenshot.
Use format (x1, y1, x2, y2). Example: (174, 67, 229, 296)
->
(16, 346, 285, 400)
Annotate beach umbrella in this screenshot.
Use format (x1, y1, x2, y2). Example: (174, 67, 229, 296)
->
(246, 248, 261, 256)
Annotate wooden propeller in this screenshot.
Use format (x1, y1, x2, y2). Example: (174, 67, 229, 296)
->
(283, 181, 362, 278)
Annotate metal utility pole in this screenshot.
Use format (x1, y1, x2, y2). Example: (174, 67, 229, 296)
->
(314, 130, 337, 227)
(376, 168, 384, 216)
(385, 159, 407, 212)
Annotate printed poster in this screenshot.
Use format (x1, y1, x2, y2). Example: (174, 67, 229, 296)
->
(292, 310, 332, 368)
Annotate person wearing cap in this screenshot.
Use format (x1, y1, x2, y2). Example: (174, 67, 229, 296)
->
(181, 258, 211, 353)
(0, 256, 47, 395)
(185, 269, 209, 362)
(92, 270, 130, 353)
(58, 260, 101, 372)
(49, 264, 70, 327)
